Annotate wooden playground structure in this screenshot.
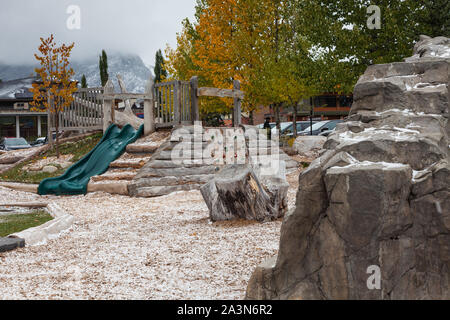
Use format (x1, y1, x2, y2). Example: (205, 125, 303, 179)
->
(47, 76, 244, 145)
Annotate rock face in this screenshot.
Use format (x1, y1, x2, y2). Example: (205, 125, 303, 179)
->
(246, 36, 450, 300)
(293, 136, 326, 157)
(201, 164, 288, 222)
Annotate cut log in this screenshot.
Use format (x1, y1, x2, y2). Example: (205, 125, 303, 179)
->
(114, 106, 144, 130)
(0, 155, 24, 165)
(109, 158, 147, 169)
(87, 181, 129, 195)
(135, 165, 219, 179)
(132, 184, 202, 197)
(200, 164, 280, 222)
(125, 144, 159, 154)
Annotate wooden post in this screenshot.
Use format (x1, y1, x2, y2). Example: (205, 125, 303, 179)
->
(37, 115, 42, 137)
(47, 92, 53, 146)
(144, 76, 155, 135)
(103, 79, 114, 132)
(174, 81, 181, 125)
(190, 76, 199, 123)
(233, 80, 242, 127)
(116, 74, 133, 113)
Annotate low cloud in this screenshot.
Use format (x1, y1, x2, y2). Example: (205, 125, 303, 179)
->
(0, 0, 195, 66)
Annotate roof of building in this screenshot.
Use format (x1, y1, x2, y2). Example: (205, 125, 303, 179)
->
(0, 77, 37, 101)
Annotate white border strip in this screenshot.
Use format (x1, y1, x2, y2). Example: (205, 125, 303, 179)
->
(9, 202, 74, 246)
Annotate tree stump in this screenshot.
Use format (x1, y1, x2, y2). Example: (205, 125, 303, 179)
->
(200, 164, 284, 222)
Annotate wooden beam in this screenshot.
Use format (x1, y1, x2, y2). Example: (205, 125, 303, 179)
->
(102, 80, 114, 132)
(116, 74, 133, 113)
(197, 87, 244, 99)
(144, 76, 155, 135)
(233, 80, 242, 127)
(190, 76, 199, 122)
(99, 93, 154, 100)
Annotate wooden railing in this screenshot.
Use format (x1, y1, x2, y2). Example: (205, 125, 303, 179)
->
(190, 76, 243, 127)
(49, 87, 104, 132)
(49, 76, 244, 139)
(154, 80, 192, 127)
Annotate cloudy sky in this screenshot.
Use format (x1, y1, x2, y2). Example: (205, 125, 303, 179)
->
(0, 0, 196, 66)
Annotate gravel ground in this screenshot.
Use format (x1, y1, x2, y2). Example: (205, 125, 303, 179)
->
(0, 169, 301, 300)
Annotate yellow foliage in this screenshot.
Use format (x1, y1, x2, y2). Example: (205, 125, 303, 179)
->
(29, 34, 77, 116)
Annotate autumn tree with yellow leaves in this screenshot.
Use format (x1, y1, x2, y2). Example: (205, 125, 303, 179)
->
(166, 0, 316, 125)
(30, 34, 77, 157)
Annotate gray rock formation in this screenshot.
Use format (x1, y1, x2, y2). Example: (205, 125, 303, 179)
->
(246, 36, 450, 300)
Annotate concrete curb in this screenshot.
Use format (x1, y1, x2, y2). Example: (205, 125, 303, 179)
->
(9, 202, 74, 246)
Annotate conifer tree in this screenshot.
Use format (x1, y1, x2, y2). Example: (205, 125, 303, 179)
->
(81, 74, 87, 88)
(154, 49, 167, 83)
(99, 50, 108, 87)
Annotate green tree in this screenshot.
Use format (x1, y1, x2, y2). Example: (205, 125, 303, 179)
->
(154, 49, 168, 83)
(99, 49, 109, 87)
(290, 0, 446, 93)
(80, 74, 87, 88)
(418, 0, 450, 37)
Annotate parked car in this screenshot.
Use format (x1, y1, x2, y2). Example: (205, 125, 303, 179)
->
(299, 120, 343, 136)
(318, 128, 335, 137)
(282, 121, 320, 138)
(30, 137, 46, 147)
(256, 122, 276, 130)
(0, 137, 32, 151)
(270, 122, 294, 136)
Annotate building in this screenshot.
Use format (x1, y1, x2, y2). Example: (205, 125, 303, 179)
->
(251, 93, 353, 124)
(0, 77, 48, 141)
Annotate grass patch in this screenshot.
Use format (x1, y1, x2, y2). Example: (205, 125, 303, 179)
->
(0, 133, 102, 184)
(0, 209, 53, 237)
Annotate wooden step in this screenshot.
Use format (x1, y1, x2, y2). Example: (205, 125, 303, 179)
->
(125, 144, 159, 154)
(157, 150, 205, 160)
(87, 181, 129, 195)
(130, 174, 215, 188)
(165, 141, 211, 151)
(147, 159, 209, 168)
(135, 165, 220, 179)
(133, 184, 203, 197)
(109, 158, 148, 169)
(170, 133, 202, 142)
(90, 170, 137, 182)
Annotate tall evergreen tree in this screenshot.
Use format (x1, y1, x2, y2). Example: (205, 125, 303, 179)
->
(81, 74, 87, 88)
(154, 49, 167, 83)
(99, 50, 109, 87)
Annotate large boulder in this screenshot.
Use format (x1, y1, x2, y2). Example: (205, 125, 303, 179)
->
(293, 136, 326, 157)
(246, 36, 450, 300)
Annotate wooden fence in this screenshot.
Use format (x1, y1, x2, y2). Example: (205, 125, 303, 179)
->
(49, 76, 244, 140)
(154, 80, 192, 127)
(49, 87, 104, 133)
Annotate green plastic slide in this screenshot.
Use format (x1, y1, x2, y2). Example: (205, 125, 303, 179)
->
(38, 124, 144, 195)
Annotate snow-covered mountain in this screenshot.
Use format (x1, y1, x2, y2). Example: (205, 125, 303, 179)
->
(0, 53, 153, 93)
(0, 77, 36, 99)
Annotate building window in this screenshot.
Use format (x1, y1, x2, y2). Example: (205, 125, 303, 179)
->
(339, 95, 353, 107)
(19, 116, 37, 140)
(313, 95, 337, 108)
(0, 116, 16, 137)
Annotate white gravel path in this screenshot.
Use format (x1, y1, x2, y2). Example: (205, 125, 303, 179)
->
(0, 169, 301, 299)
